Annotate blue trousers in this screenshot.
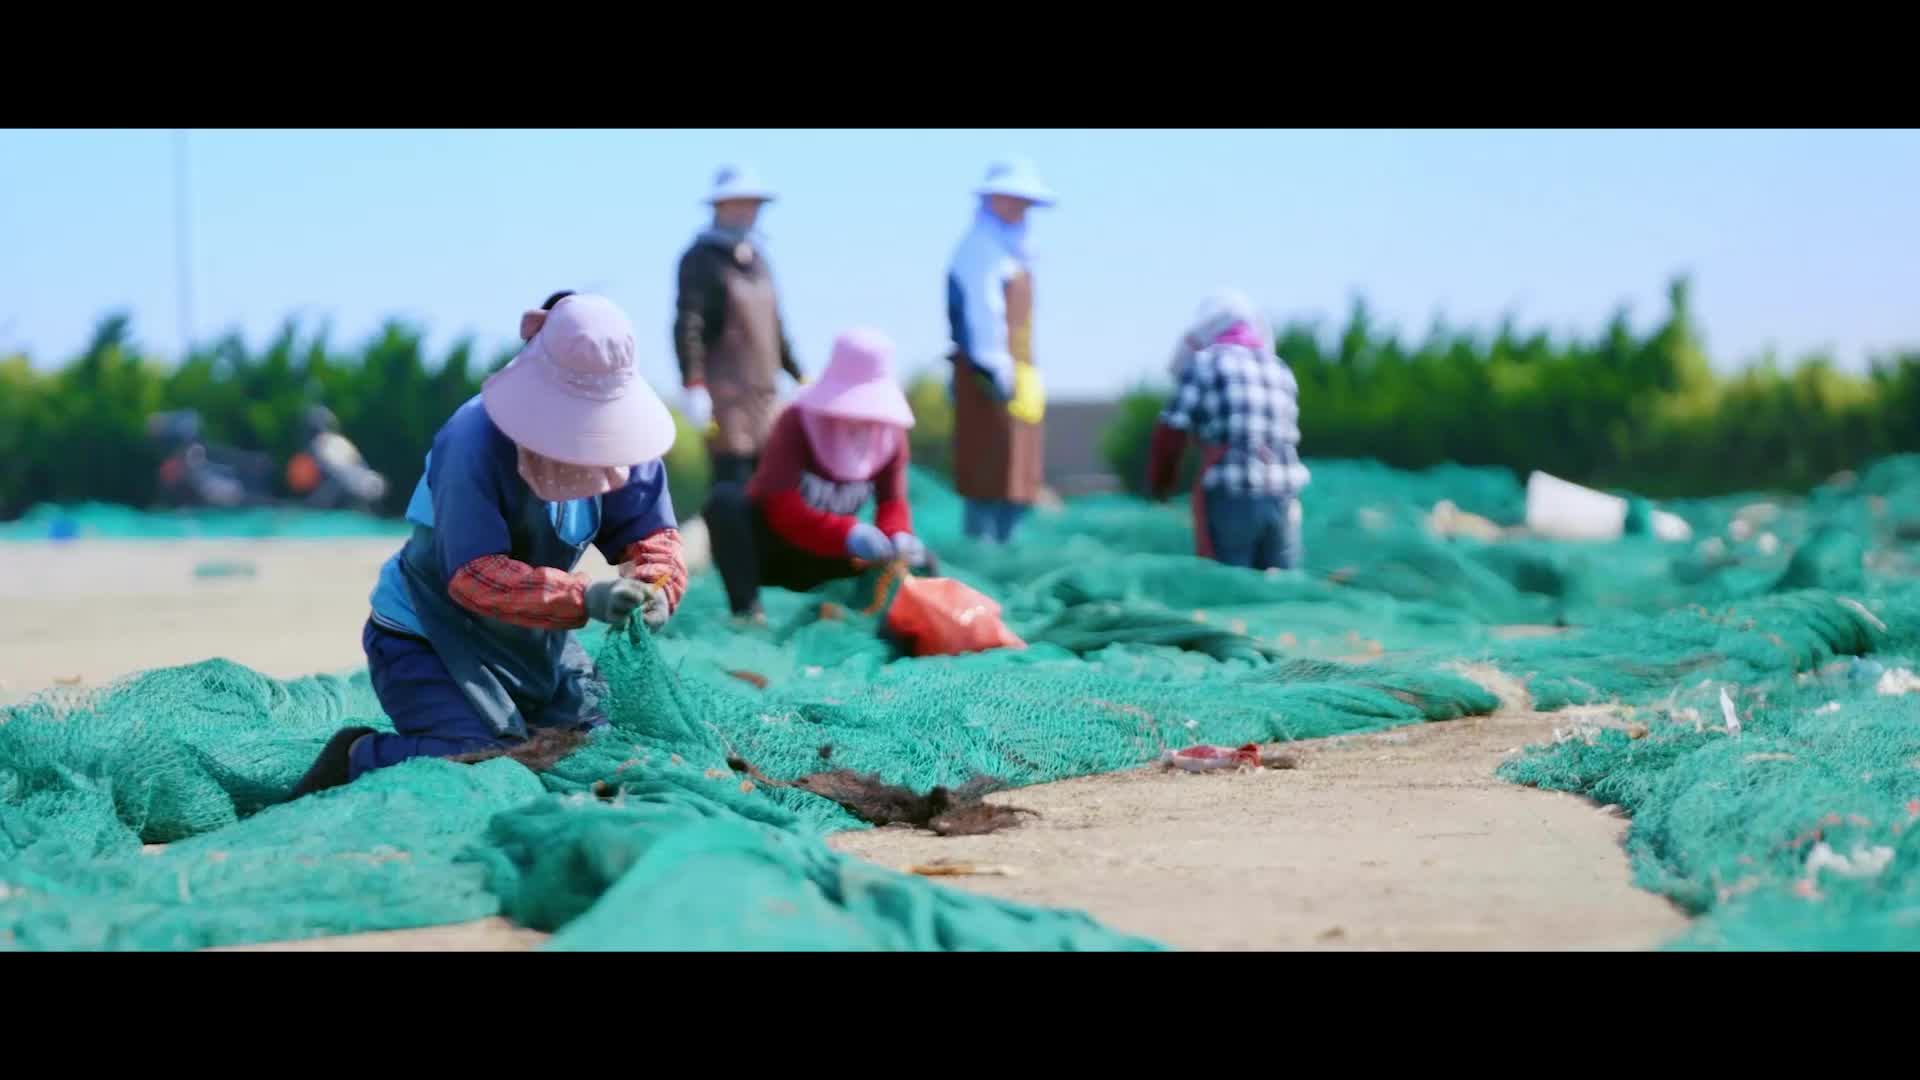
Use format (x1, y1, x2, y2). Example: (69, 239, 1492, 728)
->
(350, 619, 597, 781)
(963, 499, 1029, 543)
(1206, 493, 1302, 571)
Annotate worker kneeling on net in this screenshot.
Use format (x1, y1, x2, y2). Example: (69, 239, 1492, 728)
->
(288, 293, 689, 800)
(1146, 289, 1310, 570)
(706, 327, 928, 622)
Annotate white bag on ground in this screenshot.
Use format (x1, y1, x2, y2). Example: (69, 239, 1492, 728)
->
(1525, 470, 1691, 543)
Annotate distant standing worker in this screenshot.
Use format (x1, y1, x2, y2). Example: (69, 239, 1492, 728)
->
(673, 165, 806, 492)
(946, 158, 1053, 544)
(1146, 289, 1310, 570)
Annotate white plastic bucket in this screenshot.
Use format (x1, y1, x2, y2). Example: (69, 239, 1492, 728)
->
(1526, 470, 1628, 541)
(1525, 470, 1693, 543)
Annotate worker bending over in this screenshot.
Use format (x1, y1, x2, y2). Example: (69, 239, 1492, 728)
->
(706, 328, 928, 622)
(288, 293, 688, 799)
(1147, 289, 1310, 570)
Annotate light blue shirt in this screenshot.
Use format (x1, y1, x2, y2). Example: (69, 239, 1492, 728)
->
(946, 205, 1032, 398)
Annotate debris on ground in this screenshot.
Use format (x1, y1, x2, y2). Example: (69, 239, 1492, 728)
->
(908, 859, 1019, 878)
(1804, 841, 1895, 882)
(1158, 743, 1262, 772)
(1428, 499, 1504, 542)
(1874, 667, 1920, 696)
(727, 746, 1037, 836)
(446, 727, 589, 773)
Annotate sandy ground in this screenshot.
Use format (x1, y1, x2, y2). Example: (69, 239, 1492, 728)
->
(832, 702, 1685, 950)
(1, 538, 1690, 951)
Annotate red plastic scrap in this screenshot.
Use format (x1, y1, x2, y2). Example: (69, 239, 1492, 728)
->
(1159, 742, 1263, 772)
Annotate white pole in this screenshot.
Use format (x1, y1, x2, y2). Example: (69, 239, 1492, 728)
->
(173, 129, 194, 360)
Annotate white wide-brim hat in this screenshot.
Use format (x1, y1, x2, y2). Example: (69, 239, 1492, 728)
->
(975, 158, 1056, 207)
(705, 164, 778, 205)
(481, 294, 677, 467)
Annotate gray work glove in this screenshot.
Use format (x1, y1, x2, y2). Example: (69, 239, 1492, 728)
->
(638, 581, 672, 630)
(585, 578, 648, 628)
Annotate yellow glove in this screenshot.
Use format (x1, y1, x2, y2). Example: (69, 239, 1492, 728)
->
(1008, 362, 1046, 425)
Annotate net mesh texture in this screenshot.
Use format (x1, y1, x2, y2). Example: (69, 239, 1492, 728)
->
(4, 458, 1919, 950)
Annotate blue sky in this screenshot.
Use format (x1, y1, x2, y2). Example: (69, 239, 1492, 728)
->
(3, 129, 1917, 398)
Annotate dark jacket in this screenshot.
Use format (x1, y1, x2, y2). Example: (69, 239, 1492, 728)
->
(673, 235, 803, 457)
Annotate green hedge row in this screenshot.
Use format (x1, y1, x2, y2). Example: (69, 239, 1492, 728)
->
(0, 316, 721, 523)
(1103, 277, 1920, 499)
(6, 276, 1915, 524)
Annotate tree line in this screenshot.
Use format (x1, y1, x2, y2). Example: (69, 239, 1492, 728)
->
(1102, 277, 1920, 499)
(0, 315, 711, 523)
(3, 276, 1916, 526)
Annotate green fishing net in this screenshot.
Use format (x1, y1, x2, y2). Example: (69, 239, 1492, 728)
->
(5, 456, 1920, 950)
(0, 501, 409, 542)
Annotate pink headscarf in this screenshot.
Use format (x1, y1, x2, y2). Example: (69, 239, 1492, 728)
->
(1212, 321, 1266, 349)
(1170, 289, 1273, 378)
(511, 305, 632, 501)
(798, 409, 904, 483)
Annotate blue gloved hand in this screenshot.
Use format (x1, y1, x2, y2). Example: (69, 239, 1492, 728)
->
(846, 523, 895, 562)
(890, 532, 928, 568)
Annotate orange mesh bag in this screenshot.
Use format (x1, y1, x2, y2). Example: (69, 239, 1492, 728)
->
(885, 574, 1027, 657)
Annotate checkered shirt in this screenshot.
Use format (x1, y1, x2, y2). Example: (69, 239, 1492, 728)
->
(1159, 343, 1304, 496)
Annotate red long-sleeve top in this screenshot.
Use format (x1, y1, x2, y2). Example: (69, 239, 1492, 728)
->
(746, 409, 912, 557)
(445, 528, 688, 631)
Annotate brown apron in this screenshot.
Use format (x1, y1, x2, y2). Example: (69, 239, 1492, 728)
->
(706, 255, 783, 458)
(950, 269, 1044, 504)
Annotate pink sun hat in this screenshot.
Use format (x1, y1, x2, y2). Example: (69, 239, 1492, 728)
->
(790, 328, 916, 428)
(481, 294, 677, 467)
